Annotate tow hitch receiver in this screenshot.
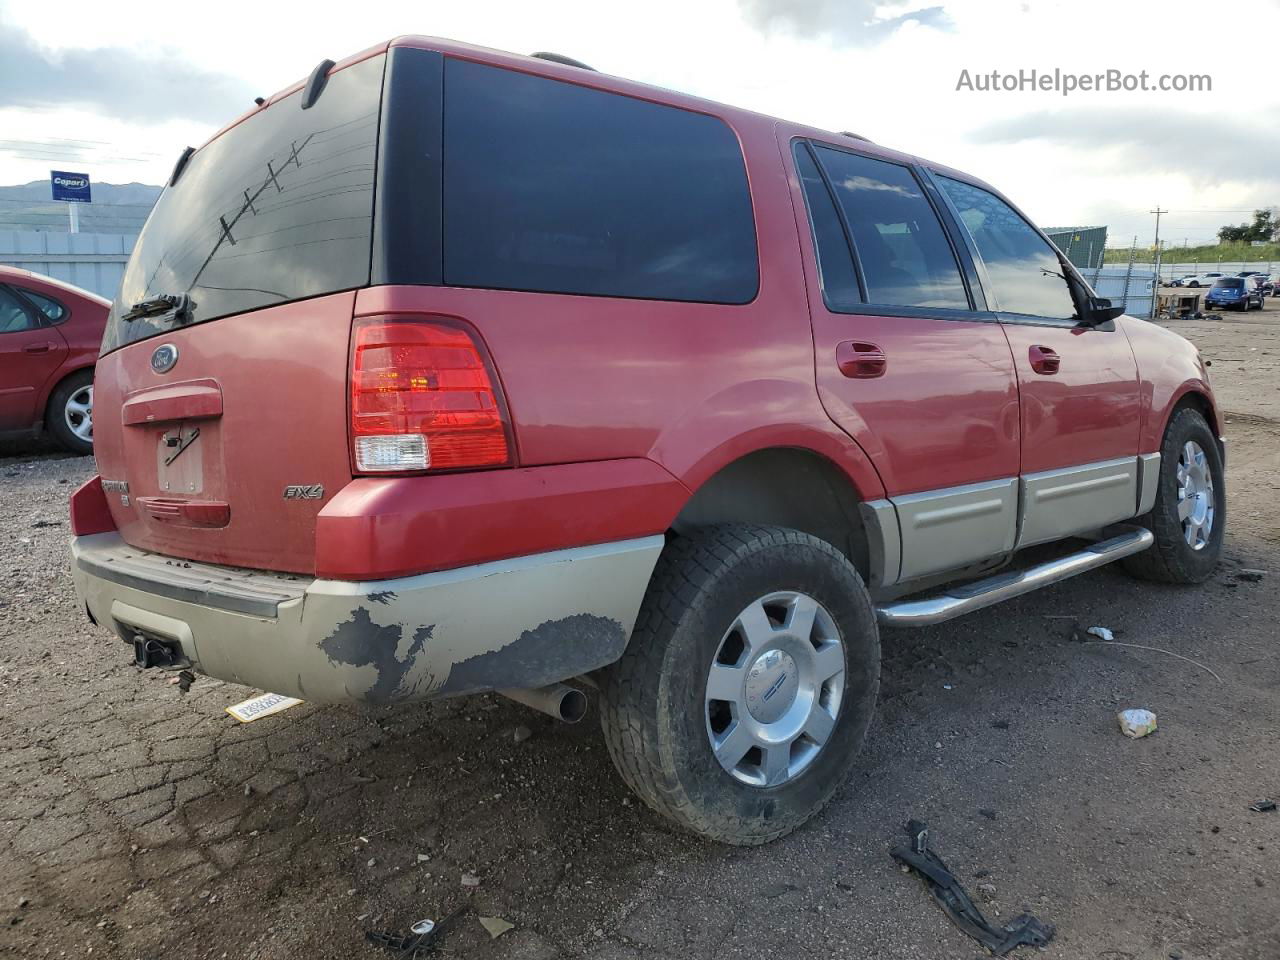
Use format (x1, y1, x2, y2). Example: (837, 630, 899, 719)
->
(133, 635, 182, 669)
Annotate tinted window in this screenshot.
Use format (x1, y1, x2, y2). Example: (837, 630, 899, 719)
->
(17, 288, 66, 322)
(813, 146, 967, 310)
(443, 59, 757, 303)
(939, 177, 1078, 319)
(793, 143, 860, 310)
(0, 288, 37, 333)
(103, 54, 384, 354)
(1212, 278, 1243, 289)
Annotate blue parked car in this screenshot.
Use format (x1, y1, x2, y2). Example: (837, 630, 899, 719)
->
(1205, 276, 1265, 311)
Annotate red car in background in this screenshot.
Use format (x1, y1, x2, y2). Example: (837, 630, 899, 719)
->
(0, 266, 108, 454)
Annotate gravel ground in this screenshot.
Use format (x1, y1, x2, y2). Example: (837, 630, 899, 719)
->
(2, 312, 1279, 960)
(1163, 291, 1280, 424)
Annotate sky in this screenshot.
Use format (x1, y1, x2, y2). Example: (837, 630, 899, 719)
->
(0, 0, 1277, 248)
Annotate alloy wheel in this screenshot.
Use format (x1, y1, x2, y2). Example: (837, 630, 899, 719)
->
(64, 385, 93, 443)
(1176, 440, 1214, 550)
(705, 591, 845, 788)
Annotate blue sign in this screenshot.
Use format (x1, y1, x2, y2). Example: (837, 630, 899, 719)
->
(51, 171, 91, 203)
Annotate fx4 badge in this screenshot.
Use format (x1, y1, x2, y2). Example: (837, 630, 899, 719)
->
(283, 484, 324, 500)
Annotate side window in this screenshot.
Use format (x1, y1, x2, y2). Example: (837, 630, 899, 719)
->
(0, 288, 38, 334)
(813, 145, 968, 311)
(793, 143, 860, 311)
(17, 288, 67, 322)
(935, 176, 1077, 321)
(443, 59, 758, 304)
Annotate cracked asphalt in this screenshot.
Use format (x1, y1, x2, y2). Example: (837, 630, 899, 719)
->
(2, 307, 1279, 960)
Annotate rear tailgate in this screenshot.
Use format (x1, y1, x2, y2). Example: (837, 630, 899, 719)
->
(92, 50, 387, 573)
(92, 292, 356, 574)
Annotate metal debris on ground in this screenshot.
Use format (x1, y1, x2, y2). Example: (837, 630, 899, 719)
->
(891, 820, 1055, 957)
(366, 904, 468, 957)
(1086, 626, 1115, 641)
(1249, 799, 1277, 813)
(1117, 709, 1158, 739)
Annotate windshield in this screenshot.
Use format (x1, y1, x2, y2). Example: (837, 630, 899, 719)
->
(102, 54, 384, 354)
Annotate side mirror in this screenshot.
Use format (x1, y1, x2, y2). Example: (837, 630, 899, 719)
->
(1084, 296, 1124, 325)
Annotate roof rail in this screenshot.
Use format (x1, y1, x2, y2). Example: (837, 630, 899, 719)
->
(531, 51, 596, 71)
(840, 131, 872, 142)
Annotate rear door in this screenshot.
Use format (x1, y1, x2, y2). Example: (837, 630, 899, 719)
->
(786, 136, 1022, 583)
(0, 286, 68, 432)
(930, 173, 1142, 548)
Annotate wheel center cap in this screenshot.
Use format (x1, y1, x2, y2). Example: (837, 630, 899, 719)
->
(743, 649, 800, 724)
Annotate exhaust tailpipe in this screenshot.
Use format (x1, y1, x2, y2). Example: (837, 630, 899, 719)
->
(498, 683, 588, 723)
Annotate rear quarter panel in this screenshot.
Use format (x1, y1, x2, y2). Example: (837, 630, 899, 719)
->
(355, 106, 885, 504)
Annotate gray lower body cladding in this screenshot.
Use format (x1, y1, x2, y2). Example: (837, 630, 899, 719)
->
(72, 532, 665, 705)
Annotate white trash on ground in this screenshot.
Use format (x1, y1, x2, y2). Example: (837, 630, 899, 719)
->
(1117, 709, 1158, 738)
(1087, 626, 1115, 641)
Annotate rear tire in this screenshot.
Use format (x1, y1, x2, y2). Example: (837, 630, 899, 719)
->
(46, 370, 94, 456)
(599, 525, 880, 845)
(1122, 406, 1224, 584)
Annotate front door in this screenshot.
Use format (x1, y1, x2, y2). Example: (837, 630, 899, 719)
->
(785, 135, 1022, 583)
(931, 174, 1142, 547)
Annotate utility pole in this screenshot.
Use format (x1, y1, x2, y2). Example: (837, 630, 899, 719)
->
(1150, 207, 1167, 280)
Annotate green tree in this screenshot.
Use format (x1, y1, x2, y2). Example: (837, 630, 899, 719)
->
(1218, 209, 1276, 244)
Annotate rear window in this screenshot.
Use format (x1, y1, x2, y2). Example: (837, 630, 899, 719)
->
(102, 54, 385, 354)
(810, 144, 968, 311)
(16, 287, 67, 322)
(441, 59, 758, 304)
(1212, 278, 1244, 289)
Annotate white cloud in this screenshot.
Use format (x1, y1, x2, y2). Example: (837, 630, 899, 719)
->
(0, 0, 1275, 244)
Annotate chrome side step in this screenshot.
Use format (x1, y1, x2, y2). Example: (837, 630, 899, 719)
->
(875, 527, 1154, 628)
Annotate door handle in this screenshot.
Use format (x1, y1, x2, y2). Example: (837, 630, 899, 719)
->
(837, 341, 887, 379)
(23, 342, 53, 354)
(1029, 345, 1060, 375)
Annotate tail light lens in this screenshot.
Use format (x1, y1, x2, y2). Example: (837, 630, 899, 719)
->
(350, 317, 512, 473)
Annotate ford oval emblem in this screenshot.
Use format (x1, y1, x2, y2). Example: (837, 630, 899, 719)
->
(150, 343, 179, 374)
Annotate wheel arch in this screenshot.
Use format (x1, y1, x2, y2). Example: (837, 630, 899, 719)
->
(1167, 386, 1223, 449)
(668, 445, 880, 583)
(42, 363, 95, 424)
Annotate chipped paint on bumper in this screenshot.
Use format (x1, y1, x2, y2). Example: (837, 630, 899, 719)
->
(72, 532, 665, 704)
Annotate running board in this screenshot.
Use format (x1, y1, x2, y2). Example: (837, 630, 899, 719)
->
(875, 527, 1154, 628)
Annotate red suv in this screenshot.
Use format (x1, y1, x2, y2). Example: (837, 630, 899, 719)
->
(70, 38, 1225, 844)
(1, 266, 108, 454)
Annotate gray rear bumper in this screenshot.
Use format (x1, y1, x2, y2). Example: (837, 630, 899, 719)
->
(72, 532, 664, 704)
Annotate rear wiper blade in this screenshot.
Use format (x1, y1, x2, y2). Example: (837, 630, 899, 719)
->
(120, 293, 195, 324)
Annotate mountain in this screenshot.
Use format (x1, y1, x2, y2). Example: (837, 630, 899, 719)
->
(0, 180, 162, 235)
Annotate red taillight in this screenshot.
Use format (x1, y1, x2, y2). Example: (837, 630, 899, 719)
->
(350, 317, 512, 473)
